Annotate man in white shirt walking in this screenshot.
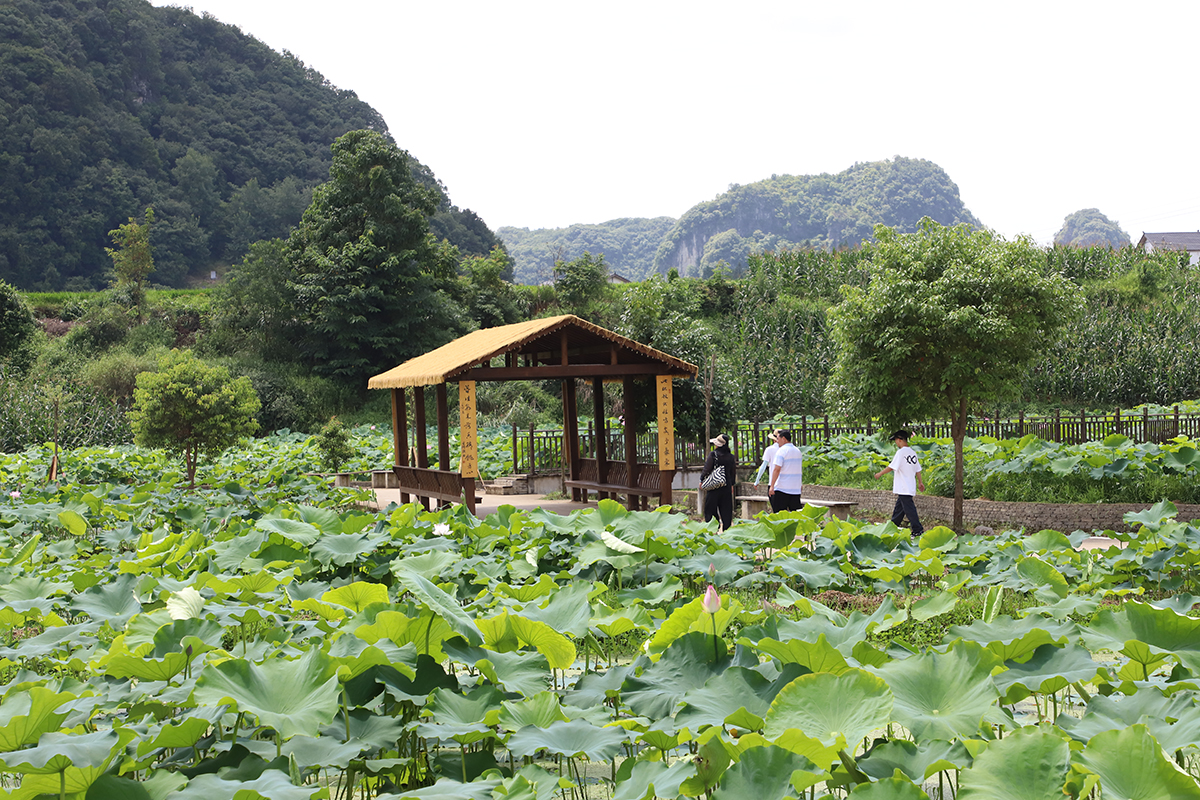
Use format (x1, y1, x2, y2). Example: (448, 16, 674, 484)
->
(754, 428, 783, 485)
(875, 429, 925, 536)
(768, 430, 803, 512)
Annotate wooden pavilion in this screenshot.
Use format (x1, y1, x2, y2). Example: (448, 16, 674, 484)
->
(366, 314, 698, 514)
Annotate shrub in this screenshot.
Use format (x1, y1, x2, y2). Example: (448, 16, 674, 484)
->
(129, 350, 261, 487)
(82, 347, 165, 406)
(315, 417, 356, 473)
(0, 280, 37, 374)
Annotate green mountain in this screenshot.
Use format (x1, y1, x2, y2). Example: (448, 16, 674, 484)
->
(653, 156, 982, 276)
(497, 217, 677, 285)
(0, 0, 496, 291)
(499, 157, 981, 283)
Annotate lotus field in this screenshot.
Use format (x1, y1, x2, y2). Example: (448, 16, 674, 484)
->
(5, 436, 1200, 798)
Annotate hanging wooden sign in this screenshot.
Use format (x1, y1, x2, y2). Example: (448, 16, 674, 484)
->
(459, 380, 479, 478)
(656, 375, 674, 470)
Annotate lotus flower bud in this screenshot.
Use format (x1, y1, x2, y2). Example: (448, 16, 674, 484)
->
(702, 585, 721, 614)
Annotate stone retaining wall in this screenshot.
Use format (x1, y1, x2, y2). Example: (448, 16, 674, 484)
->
(747, 483, 1200, 533)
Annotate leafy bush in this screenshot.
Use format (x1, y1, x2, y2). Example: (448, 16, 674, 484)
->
(81, 347, 164, 406)
(0, 280, 36, 374)
(314, 417, 356, 473)
(129, 350, 260, 486)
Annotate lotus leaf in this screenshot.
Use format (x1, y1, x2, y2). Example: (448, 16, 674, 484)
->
(322, 582, 389, 613)
(857, 738, 972, 782)
(947, 615, 1074, 662)
(393, 566, 482, 647)
(613, 758, 696, 800)
(1074, 724, 1200, 800)
(1083, 601, 1200, 675)
(508, 717, 629, 761)
(515, 581, 594, 637)
(870, 641, 1001, 741)
(622, 632, 732, 719)
(255, 517, 321, 546)
(495, 691, 569, 731)
(170, 768, 321, 799)
(676, 664, 802, 731)
(764, 668, 893, 752)
(416, 685, 504, 744)
(1057, 689, 1200, 754)
(0, 686, 75, 752)
(376, 777, 502, 799)
(992, 643, 1100, 705)
(193, 649, 340, 741)
(70, 573, 142, 625)
(746, 633, 850, 675)
(956, 726, 1071, 800)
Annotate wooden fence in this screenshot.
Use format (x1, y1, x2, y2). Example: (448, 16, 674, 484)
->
(511, 406, 1199, 475)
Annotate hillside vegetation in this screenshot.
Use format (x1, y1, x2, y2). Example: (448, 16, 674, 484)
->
(0, 0, 496, 291)
(498, 156, 982, 283)
(498, 217, 676, 285)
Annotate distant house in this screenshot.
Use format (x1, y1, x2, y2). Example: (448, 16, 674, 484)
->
(1137, 231, 1200, 265)
(607, 272, 632, 284)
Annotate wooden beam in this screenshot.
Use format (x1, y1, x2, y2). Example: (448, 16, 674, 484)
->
(453, 363, 690, 381)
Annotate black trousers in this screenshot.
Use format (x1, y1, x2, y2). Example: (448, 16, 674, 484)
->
(770, 491, 803, 512)
(891, 494, 924, 536)
(704, 487, 733, 530)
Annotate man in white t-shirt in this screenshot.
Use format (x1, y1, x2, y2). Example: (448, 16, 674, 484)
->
(875, 429, 925, 536)
(754, 428, 783, 485)
(768, 430, 803, 512)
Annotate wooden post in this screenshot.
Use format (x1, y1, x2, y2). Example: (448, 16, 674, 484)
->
(1054, 408, 1061, 443)
(459, 381, 478, 515)
(624, 376, 638, 510)
(656, 375, 675, 506)
(414, 387, 429, 510)
(1114, 408, 1121, 438)
(823, 414, 830, 441)
(1175, 405, 1181, 438)
(1018, 410, 1025, 437)
(393, 388, 410, 504)
(511, 424, 518, 477)
(1079, 409, 1086, 445)
(593, 377, 608, 485)
(1143, 406, 1150, 443)
(561, 381, 580, 501)
(436, 383, 450, 473)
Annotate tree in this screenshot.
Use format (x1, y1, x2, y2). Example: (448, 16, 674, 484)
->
(1053, 208, 1130, 249)
(129, 350, 261, 487)
(285, 130, 446, 384)
(0, 279, 37, 374)
(825, 219, 1080, 529)
(553, 251, 610, 318)
(106, 207, 155, 323)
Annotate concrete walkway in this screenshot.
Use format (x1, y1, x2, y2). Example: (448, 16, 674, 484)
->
(367, 489, 598, 518)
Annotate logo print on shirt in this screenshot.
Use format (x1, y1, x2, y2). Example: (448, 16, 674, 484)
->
(905, 455, 918, 465)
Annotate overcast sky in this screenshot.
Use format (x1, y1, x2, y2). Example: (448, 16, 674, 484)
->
(151, 0, 1200, 244)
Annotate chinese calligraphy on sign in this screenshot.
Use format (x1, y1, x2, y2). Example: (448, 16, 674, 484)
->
(459, 381, 479, 478)
(656, 376, 674, 470)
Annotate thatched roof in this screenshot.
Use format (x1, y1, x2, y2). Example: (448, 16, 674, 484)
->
(367, 314, 697, 389)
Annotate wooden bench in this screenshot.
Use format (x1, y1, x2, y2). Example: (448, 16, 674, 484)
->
(735, 495, 858, 520)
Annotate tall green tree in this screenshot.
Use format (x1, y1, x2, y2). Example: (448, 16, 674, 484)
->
(106, 207, 155, 323)
(825, 219, 1081, 528)
(129, 350, 260, 488)
(285, 130, 445, 384)
(553, 251, 611, 319)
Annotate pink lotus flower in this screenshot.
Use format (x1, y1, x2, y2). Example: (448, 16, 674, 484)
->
(702, 585, 721, 614)
(7, 491, 18, 500)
